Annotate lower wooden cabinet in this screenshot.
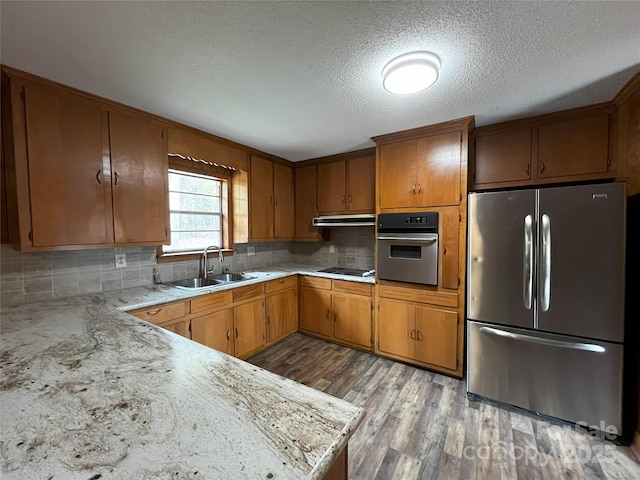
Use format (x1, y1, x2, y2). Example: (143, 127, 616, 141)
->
(333, 293, 372, 349)
(377, 295, 459, 372)
(266, 288, 297, 343)
(299, 285, 332, 337)
(234, 298, 266, 358)
(191, 308, 234, 355)
(129, 301, 190, 339)
(298, 276, 373, 351)
(155, 317, 191, 338)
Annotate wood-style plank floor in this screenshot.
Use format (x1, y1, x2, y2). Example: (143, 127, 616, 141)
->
(248, 334, 640, 480)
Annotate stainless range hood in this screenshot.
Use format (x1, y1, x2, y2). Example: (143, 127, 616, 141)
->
(312, 214, 376, 227)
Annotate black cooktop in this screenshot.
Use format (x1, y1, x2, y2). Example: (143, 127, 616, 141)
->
(318, 267, 373, 277)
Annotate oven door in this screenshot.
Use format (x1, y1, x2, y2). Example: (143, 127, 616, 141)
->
(376, 233, 438, 285)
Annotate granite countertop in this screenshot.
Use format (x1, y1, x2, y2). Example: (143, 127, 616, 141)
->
(0, 264, 366, 479)
(104, 263, 375, 312)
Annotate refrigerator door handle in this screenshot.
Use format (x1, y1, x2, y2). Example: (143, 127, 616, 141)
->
(523, 215, 533, 310)
(540, 213, 551, 312)
(478, 326, 606, 353)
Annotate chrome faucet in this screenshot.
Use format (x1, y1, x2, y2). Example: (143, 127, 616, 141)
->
(200, 245, 224, 278)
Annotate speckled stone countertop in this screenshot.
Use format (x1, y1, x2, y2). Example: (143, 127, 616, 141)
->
(0, 264, 366, 479)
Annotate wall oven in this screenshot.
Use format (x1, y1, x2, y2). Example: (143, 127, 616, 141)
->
(376, 212, 439, 286)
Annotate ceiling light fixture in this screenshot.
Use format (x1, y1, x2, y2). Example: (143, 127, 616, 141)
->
(382, 51, 441, 95)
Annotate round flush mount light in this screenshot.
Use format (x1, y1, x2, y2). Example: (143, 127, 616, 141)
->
(382, 51, 441, 95)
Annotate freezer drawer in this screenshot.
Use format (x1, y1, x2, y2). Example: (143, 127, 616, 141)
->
(467, 321, 624, 432)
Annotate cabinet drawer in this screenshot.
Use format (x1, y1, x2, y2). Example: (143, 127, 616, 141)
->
(300, 276, 332, 290)
(191, 290, 233, 315)
(132, 302, 187, 324)
(233, 283, 265, 302)
(333, 280, 372, 297)
(265, 276, 296, 294)
(378, 284, 457, 308)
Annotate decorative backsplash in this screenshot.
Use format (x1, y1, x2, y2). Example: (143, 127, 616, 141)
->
(0, 227, 375, 306)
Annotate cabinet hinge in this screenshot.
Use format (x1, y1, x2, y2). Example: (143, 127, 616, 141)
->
(460, 192, 462, 202)
(459, 213, 462, 222)
(28, 231, 33, 241)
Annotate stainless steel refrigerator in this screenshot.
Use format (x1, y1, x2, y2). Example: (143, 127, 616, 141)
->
(467, 182, 626, 433)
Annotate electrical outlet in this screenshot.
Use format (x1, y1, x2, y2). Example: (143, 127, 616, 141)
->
(329, 245, 335, 254)
(115, 253, 127, 268)
(247, 246, 256, 256)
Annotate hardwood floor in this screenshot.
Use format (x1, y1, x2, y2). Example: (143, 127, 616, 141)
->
(248, 334, 640, 480)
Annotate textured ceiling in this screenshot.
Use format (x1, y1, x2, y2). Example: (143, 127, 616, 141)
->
(1, 1, 639, 161)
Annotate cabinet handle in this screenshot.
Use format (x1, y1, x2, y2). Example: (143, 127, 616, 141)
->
(278, 279, 285, 284)
(417, 184, 422, 194)
(416, 330, 423, 341)
(409, 329, 415, 340)
(348, 194, 352, 204)
(96, 170, 102, 184)
(146, 309, 161, 316)
(412, 184, 416, 195)
(266, 315, 270, 325)
(325, 310, 331, 319)
(235, 328, 239, 338)
(341, 194, 345, 204)
(269, 195, 273, 204)
(275, 196, 278, 205)
(334, 313, 338, 323)
(226, 330, 230, 341)
(526, 164, 530, 176)
(114, 171, 120, 186)
(539, 161, 546, 174)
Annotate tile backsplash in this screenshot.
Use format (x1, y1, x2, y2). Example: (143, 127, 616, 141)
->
(0, 227, 375, 307)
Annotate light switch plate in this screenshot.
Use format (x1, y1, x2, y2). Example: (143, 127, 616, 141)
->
(115, 254, 127, 268)
(329, 245, 335, 253)
(247, 246, 255, 256)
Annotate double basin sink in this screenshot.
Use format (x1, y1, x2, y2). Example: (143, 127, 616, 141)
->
(169, 272, 256, 290)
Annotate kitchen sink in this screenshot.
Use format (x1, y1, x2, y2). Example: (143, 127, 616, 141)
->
(168, 277, 223, 290)
(209, 272, 256, 283)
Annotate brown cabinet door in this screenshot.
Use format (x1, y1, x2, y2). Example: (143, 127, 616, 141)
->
(191, 308, 234, 355)
(317, 161, 346, 213)
(294, 166, 318, 239)
(250, 156, 274, 240)
(414, 306, 457, 370)
(333, 293, 372, 348)
(416, 131, 461, 206)
(474, 129, 532, 184)
(378, 139, 418, 209)
(346, 155, 375, 213)
(440, 208, 460, 290)
(23, 86, 110, 246)
(299, 287, 332, 337)
(109, 111, 168, 243)
(274, 163, 294, 238)
(266, 288, 297, 342)
(537, 114, 609, 179)
(234, 298, 265, 358)
(378, 298, 414, 358)
(157, 317, 191, 339)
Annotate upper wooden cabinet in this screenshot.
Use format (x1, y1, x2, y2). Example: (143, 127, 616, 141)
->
(315, 151, 375, 215)
(250, 156, 294, 241)
(109, 111, 168, 243)
(472, 105, 615, 189)
(1, 68, 169, 251)
(294, 165, 318, 240)
(22, 85, 110, 247)
(374, 119, 472, 210)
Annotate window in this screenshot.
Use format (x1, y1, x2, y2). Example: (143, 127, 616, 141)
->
(163, 169, 223, 253)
